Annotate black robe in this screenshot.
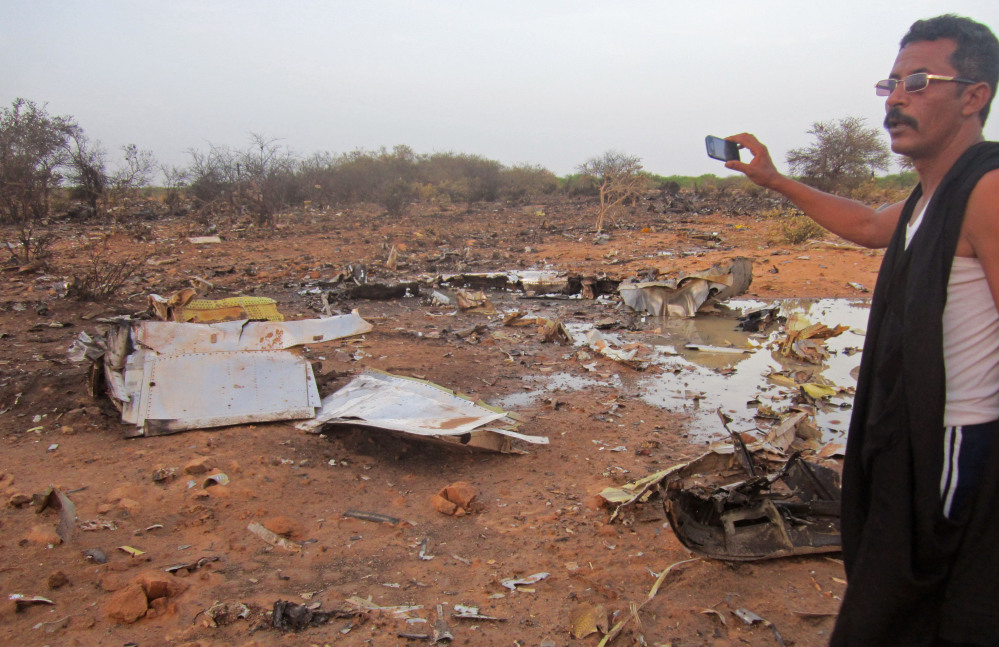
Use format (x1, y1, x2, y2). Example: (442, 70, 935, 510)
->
(831, 141, 999, 646)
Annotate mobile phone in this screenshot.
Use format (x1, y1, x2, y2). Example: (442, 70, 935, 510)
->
(705, 135, 740, 162)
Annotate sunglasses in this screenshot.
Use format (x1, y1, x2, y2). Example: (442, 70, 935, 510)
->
(875, 73, 977, 96)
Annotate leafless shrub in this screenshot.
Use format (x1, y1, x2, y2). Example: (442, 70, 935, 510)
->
(66, 237, 147, 300)
(4, 224, 56, 267)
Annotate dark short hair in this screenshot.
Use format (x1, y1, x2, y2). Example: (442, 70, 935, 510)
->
(901, 15, 999, 124)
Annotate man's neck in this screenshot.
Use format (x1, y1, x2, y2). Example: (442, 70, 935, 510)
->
(913, 131, 986, 197)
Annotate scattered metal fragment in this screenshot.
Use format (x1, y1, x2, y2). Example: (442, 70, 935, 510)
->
(500, 572, 549, 590)
(620, 258, 753, 318)
(418, 538, 435, 561)
(345, 595, 423, 619)
(733, 607, 786, 646)
(342, 510, 401, 525)
(83, 548, 107, 564)
(165, 555, 220, 574)
(739, 306, 780, 332)
(78, 312, 372, 436)
(247, 522, 302, 552)
(452, 604, 506, 621)
(271, 599, 356, 632)
(33, 487, 77, 543)
(202, 601, 251, 627)
(9, 594, 55, 611)
(455, 289, 496, 314)
(118, 545, 145, 557)
(202, 473, 229, 488)
(298, 370, 547, 453)
(432, 604, 454, 643)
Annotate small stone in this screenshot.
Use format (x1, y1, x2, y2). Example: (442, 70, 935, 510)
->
(26, 524, 62, 546)
(184, 457, 215, 475)
(48, 571, 69, 589)
(105, 583, 149, 624)
(118, 498, 141, 516)
(431, 494, 459, 516)
(262, 516, 302, 538)
(60, 425, 76, 435)
(8, 494, 31, 508)
(442, 482, 477, 509)
(135, 570, 188, 601)
(151, 467, 174, 483)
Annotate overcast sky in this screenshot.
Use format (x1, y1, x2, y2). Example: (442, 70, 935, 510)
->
(3, 1, 998, 178)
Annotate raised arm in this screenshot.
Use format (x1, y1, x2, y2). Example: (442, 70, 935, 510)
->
(724, 133, 904, 249)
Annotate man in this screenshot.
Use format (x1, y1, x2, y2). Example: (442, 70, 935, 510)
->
(726, 15, 999, 646)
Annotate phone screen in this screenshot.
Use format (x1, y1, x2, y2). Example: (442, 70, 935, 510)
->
(705, 136, 740, 162)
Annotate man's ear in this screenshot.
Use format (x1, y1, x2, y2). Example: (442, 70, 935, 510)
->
(963, 81, 992, 120)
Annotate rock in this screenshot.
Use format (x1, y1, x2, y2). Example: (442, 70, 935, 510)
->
(432, 481, 478, 516)
(26, 524, 62, 546)
(443, 482, 477, 508)
(262, 516, 302, 538)
(145, 595, 176, 619)
(135, 570, 188, 601)
(8, 493, 31, 508)
(118, 498, 141, 516)
(105, 583, 148, 624)
(48, 571, 69, 589)
(184, 457, 215, 475)
(151, 467, 175, 483)
(431, 494, 459, 516)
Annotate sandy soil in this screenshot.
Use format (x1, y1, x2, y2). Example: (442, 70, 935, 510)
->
(0, 196, 885, 646)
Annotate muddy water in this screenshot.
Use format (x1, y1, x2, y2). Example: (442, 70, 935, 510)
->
(638, 298, 871, 442)
(498, 298, 871, 444)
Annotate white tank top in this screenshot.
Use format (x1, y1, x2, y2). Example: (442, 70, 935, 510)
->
(906, 205, 999, 425)
(941, 256, 999, 425)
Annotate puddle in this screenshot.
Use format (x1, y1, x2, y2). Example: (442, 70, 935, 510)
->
(637, 298, 870, 442)
(496, 372, 623, 410)
(488, 290, 870, 445)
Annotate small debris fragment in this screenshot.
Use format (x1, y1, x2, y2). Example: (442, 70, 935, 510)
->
(342, 510, 401, 525)
(500, 572, 549, 590)
(247, 522, 302, 552)
(9, 594, 55, 612)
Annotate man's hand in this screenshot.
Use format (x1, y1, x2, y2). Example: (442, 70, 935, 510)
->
(724, 133, 784, 190)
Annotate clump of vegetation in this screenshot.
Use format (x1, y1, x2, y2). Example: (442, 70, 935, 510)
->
(66, 237, 147, 301)
(781, 214, 826, 244)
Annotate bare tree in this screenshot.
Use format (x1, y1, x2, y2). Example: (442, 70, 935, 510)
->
(67, 130, 108, 216)
(786, 117, 892, 194)
(0, 98, 77, 262)
(576, 151, 647, 232)
(67, 138, 155, 220)
(108, 143, 156, 204)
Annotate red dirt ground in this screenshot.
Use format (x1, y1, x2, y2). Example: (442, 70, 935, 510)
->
(0, 197, 884, 646)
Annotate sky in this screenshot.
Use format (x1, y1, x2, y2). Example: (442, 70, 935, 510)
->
(3, 1, 999, 179)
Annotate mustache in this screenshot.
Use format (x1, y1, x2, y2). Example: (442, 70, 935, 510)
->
(884, 107, 918, 130)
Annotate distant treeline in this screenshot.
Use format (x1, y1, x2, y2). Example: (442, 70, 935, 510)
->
(165, 138, 918, 222)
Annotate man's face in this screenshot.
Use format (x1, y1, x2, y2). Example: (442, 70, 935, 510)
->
(884, 38, 969, 159)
